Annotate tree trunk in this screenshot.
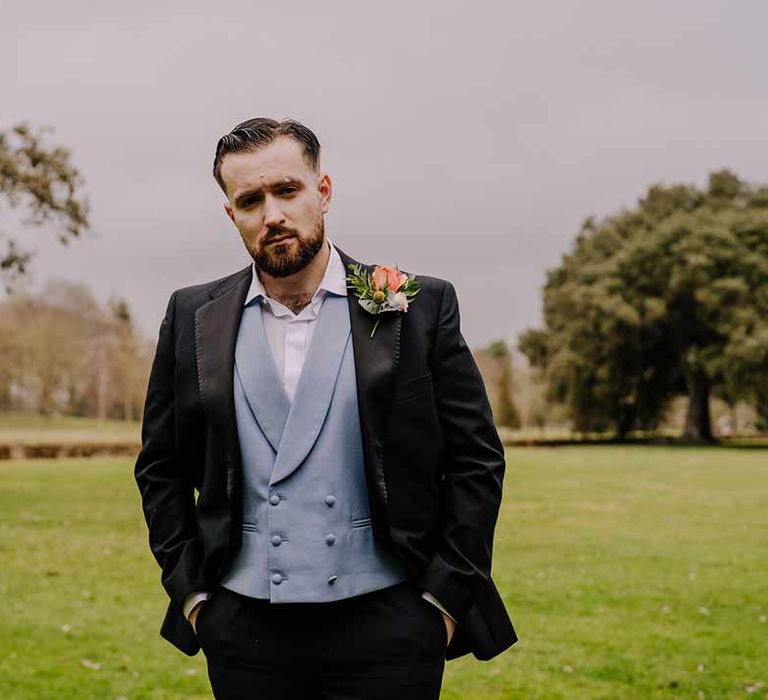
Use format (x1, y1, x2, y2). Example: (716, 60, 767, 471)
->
(683, 367, 713, 442)
(615, 401, 635, 441)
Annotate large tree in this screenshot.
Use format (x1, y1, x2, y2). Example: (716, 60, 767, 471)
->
(0, 123, 90, 292)
(519, 170, 768, 441)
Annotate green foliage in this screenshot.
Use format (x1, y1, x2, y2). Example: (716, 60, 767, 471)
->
(519, 170, 768, 440)
(0, 123, 90, 291)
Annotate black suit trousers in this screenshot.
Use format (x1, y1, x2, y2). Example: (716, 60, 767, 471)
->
(195, 579, 447, 700)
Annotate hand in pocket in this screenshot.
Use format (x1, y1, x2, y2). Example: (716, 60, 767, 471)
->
(441, 611, 455, 646)
(190, 600, 207, 636)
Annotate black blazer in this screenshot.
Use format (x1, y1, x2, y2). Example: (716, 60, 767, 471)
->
(134, 244, 517, 661)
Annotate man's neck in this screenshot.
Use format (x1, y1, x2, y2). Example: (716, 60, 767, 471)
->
(258, 239, 331, 314)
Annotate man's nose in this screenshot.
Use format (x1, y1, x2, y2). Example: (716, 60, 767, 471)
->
(263, 195, 285, 226)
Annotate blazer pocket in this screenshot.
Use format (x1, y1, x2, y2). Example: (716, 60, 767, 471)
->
(392, 372, 433, 403)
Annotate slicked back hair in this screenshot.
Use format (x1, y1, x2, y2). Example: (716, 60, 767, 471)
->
(212, 117, 321, 194)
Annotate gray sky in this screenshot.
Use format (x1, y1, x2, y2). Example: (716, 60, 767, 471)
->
(3, 0, 768, 348)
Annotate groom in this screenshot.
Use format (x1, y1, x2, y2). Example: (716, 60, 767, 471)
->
(134, 117, 516, 699)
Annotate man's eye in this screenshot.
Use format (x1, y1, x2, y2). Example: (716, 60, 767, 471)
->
(280, 187, 297, 195)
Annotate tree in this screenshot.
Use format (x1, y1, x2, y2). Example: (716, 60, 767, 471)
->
(0, 123, 90, 292)
(0, 280, 152, 419)
(487, 339, 521, 429)
(519, 170, 768, 442)
(107, 295, 148, 421)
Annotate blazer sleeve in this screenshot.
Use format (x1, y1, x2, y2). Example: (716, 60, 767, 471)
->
(134, 291, 209, 616)
(415, 280, 507, 622)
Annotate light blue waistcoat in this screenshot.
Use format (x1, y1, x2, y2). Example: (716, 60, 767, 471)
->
(220, 291, 410, 602)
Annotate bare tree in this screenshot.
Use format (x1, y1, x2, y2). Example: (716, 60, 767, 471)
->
(0, 123, 90, 292)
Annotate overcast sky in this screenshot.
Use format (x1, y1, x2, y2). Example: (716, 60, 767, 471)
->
(3, 0, 768, 348)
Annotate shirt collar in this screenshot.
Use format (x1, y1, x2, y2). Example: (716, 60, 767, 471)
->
(244, 236, 348, 309)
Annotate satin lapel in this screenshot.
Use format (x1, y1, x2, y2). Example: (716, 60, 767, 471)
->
(194, 265, 252, 494)
(270, 294, 351, 485)
(334, 245, 402, 513)
(234, 301, 291, 454)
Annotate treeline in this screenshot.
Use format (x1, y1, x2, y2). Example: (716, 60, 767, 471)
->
(0, 279, 152, 419)
(4, 169, 767, 444)
(476, 341, 759, 440)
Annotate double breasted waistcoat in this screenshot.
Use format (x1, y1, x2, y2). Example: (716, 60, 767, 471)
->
(221, 290, 409, 600)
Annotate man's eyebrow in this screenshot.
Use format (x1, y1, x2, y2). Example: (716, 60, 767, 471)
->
(234, 178, 303, 206)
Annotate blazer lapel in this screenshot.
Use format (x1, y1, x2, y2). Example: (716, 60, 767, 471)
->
(334, 245, 403, 522)
(194, 265, 252, 497)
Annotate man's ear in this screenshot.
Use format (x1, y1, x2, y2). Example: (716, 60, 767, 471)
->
(319, 173, 332, 214)
(224, 200, 235, 223)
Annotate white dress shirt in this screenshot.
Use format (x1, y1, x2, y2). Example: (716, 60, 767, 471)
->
(246, 236, 349, 401)
(183, 238, 454, 623)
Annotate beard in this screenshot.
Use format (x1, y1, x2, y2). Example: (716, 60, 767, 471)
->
(252, 217, 325, 278)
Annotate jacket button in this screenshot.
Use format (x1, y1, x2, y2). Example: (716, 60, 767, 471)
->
(327, 575, 338, 585)
(324, 495, 336, 506)
(270, 494, 280, 506)
(272, 573, 283, 584)
(325, 533, 336, 546)
(271, 535, 282, 546)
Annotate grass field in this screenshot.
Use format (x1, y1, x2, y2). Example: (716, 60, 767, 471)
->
(1, 446, 766, 699)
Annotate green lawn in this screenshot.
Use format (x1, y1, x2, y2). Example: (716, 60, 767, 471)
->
(1, 446, 766, 699)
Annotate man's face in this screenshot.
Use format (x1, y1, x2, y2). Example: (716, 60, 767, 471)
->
(221, 136, 332, 277)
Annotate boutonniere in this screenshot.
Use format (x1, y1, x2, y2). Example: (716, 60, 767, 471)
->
(346, 263, 421, 338)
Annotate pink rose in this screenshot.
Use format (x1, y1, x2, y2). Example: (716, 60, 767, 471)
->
(372, 265, 408, 292)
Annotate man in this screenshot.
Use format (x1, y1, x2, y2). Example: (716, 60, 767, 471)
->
(134, 117, 517, 699)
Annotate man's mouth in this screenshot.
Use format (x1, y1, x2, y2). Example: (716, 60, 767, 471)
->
(267, 235, 295, 246)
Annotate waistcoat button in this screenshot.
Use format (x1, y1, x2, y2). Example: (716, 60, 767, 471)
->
(327, 575, 338, 585)
(271, 535, 282, 546)
(325, 533, 336, 545)
(324, 495, 336, 506)
(272, 573, 283, 584)
(270, 494, 280, 506)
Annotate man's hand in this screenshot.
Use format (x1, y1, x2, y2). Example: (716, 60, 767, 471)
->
(441, 611, 456, 645)
(188, 599, 206, 635)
